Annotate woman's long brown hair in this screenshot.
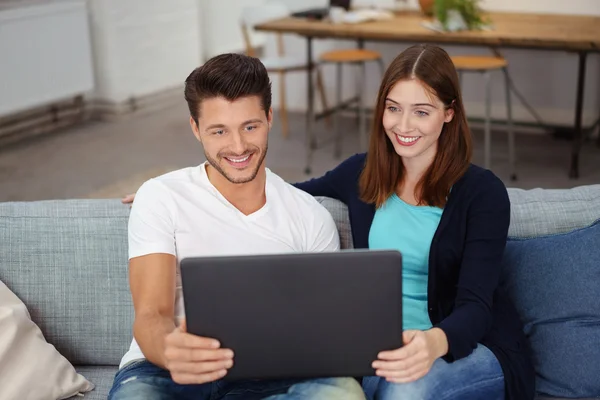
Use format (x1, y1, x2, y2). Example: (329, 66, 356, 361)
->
(359, 44, 472, 208)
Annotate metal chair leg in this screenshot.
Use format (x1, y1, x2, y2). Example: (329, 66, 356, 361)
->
(334, 62, 343, 158)
(503, 67, 517, 181)
(484, 71, 492, 170)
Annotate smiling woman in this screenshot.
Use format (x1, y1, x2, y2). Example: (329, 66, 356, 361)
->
(294, 44, 535, 400)
(360, 45, 471, 208)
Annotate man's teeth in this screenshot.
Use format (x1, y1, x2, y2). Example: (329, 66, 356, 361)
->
(397, 135, 419, 143)
(227, 155, 250, 163)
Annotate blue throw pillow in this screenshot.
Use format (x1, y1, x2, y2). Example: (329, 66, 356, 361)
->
(502, 221, 600, 398)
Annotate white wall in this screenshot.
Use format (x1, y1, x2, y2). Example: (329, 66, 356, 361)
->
(88, 0, 203, 104)
(0, 1, 94, 117)
(261, 0, 600, 128)
(200, 0, 264, 58)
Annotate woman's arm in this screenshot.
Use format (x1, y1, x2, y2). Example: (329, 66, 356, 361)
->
(436, 171, 511, 362)
(292, 153, 366, 204)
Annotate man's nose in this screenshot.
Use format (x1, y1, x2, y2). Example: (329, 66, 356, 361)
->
(229, 131, 247, 154)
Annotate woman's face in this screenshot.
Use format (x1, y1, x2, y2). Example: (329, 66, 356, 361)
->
(382, 79, 454, 169)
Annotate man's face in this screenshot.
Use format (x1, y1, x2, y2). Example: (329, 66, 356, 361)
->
(191, 95, 271, 184)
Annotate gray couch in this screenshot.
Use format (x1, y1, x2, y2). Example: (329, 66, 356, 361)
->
(1, 184, 599, 400)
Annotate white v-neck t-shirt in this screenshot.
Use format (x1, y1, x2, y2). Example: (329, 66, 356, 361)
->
(119, 163, 340, 368)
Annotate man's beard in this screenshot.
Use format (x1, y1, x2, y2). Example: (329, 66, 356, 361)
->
(205, 143, 268, 184)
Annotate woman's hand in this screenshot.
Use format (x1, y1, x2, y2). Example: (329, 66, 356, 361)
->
(372, 328, 448, 383)
(121, 193, 136, 206)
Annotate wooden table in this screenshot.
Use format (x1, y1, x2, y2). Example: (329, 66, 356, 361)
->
(256, 11, 600, 178)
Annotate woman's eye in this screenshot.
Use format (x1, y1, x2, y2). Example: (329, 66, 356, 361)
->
(387, 106, 399, 112)
(416, 110, 429, 117)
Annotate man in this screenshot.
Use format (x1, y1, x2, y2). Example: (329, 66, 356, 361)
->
(108, 53, 365, 400)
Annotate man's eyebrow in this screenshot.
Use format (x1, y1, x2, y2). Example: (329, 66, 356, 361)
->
(205, 123, 226, 130)
(205, 119, 264, 131)
(241, 119, 263, 125)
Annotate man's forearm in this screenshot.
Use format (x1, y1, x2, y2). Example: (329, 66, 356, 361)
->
(133, 313, 176, 369)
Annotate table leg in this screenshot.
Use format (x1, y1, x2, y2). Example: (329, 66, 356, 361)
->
(304, 36, 315, 175)
(569, 51, 587, 179)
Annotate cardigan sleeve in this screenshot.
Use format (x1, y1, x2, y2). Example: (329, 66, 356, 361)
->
(292, 153, 365, 205)
(436, 170, 511, 362)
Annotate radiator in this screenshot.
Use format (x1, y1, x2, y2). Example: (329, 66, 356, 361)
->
(0, 1, 94, 118)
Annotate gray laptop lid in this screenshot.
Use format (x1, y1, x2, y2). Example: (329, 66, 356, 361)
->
(180, 249, 403, 381)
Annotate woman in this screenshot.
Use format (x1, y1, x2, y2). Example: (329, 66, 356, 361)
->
(293, 44, 534, 400)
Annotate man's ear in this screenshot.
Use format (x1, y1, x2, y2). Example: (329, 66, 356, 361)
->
(267, 107, 273, 129)
(190, 116, 201, 142)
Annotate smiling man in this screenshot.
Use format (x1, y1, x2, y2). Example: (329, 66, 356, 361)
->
(108, 54, 365, 400)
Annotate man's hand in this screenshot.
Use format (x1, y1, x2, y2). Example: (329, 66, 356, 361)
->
(121, 193, 136, 205)
(164, 319, 234, 384)
(372, 328, 448, 383)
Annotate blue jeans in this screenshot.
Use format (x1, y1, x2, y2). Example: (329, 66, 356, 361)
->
(108, 359, 365, 400)
(362, 344, 504, 400)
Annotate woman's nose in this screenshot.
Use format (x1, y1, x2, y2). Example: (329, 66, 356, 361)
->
(397, 113, 413, 133)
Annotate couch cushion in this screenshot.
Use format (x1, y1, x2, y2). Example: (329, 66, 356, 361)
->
(503, 222, 600, 398)
(69, 366, 118, 400)
(506, 185, 600, 239)
(502, 185, 600, 399)
(316, 197, 353, 249)
(0, 199, 134, 366)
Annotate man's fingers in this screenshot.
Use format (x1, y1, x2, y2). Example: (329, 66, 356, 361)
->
(165, 346, 233, 363)
(168, 359, 234, 375)
(171, 369, 228, 385)
(167, 331, 221, 350)
(177, 318, 187, 333)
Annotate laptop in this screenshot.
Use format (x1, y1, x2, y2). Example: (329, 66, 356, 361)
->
(180, 249, 403, 381)
(291, 0, 351, 20)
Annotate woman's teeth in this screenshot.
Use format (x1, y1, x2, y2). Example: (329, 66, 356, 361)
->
(397, 135, 419, 143)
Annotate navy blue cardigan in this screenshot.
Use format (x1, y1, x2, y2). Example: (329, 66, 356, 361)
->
(294, 153, 535, 400)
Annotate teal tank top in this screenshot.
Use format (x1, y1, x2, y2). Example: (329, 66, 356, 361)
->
(368, 194, 443, 331)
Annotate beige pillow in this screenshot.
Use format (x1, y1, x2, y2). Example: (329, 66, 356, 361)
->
(0, 281, 94, 400)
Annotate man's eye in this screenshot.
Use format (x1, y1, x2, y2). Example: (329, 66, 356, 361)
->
(246, 125, 258, 131)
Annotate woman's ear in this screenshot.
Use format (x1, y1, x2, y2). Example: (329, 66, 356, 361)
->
(445, 101, 455, 123)
(444, 108, 455, 123)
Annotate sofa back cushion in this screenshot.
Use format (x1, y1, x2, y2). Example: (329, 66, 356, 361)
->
(503, 185, 600, 399)
(0, 199, 133, 366)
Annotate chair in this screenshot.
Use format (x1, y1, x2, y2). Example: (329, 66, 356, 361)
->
(319, 48, 385, 157)
(452, 55, 517, 181)
(240, 3, 330, 139)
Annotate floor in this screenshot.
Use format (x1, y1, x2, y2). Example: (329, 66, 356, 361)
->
(0, 102, 599, 202)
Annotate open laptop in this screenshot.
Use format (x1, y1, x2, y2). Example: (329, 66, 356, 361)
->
(180, 249, 403, 381)
(291, 0, 351, 20)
